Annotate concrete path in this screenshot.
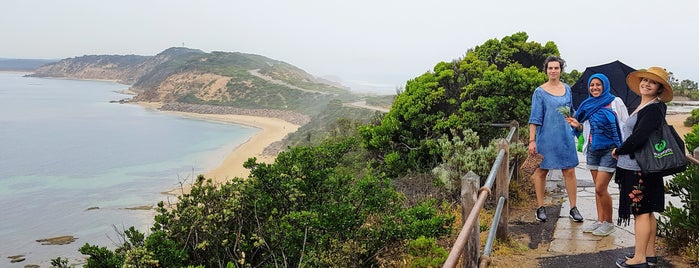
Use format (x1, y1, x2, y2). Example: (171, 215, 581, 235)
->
(538, 152, 681, 267)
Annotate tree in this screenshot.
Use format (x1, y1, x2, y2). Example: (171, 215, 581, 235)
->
(147, 137, 452, 267)
(360, 32, 558, 176)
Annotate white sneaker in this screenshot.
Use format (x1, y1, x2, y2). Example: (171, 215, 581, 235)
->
(592, 222, 616, 236)
(582, 221, 602, 233)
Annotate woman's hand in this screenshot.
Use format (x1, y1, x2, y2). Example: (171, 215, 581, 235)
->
(565, 117, 582, 130)
(528, 140, 537, 155)
(611, 148, 618, 159)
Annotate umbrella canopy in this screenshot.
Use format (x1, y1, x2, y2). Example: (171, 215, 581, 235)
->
(571, 60, 638, 112)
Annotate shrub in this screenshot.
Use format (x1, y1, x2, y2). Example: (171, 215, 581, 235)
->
(78, 243, 124, 268)
(659, 165, 699, 262)
(684, 123, 699, 152)
(406, 236, 448, 268)
(684, 108, 699, 127)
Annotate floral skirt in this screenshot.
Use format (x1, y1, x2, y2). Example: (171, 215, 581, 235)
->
(615, 168, 665, 226)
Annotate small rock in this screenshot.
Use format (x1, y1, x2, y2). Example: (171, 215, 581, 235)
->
(36, 235, 77, 245)
(124, 205, 153, 210)
(10, 257, 25, 263)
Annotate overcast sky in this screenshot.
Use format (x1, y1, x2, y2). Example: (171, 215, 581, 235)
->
(2, 0, 697, 93)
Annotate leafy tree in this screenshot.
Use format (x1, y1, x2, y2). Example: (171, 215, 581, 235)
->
(669, 71, 699, 98)
(560, 69, 582, 85)
(122, 247, 159, 268)
(143, 230, 189, 267)
(78, 243, 124, 268)
(684, 123, 699, 152)
(148, 137, 453, 267)
(659, 165, 699, 262)
(684, 109, 699, 127)
(360, 32, 556, 176)
(50, 257, 70, 268)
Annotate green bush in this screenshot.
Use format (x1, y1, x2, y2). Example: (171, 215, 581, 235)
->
(78, 243, 124, 268)
(684, 109, 699, 127)
(406, 236, 449, 268)
(659, 165, 699, 262)
(684, 123, 699, 152)
(147, 137, 452, 267)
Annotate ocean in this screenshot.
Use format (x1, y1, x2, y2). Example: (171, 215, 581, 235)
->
(0, 72, 258, 266)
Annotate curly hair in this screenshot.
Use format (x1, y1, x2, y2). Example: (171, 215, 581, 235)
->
(543, 56, 566, 72)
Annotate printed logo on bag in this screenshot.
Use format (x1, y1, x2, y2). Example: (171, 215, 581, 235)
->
(653, 139, 673, 159)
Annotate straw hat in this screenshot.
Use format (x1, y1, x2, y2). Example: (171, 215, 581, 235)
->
(626, 66, 674, 102)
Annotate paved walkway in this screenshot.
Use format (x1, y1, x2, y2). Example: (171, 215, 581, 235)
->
(538, 152, 681, 267)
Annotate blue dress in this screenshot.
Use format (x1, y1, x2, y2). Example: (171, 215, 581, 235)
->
(528, 85, 579, 169)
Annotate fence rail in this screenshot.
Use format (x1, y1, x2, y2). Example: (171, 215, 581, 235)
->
(442, 121, 519, 268)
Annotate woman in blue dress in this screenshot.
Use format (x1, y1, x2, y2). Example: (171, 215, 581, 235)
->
(527, 56, 582, 222)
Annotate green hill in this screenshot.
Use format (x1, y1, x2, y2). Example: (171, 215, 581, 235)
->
(28, 47, 356, 115)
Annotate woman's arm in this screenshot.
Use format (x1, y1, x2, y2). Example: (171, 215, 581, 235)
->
(528, 123, 537, 154)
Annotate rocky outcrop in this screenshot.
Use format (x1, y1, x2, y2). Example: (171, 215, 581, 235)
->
(36, 235, 77, 245)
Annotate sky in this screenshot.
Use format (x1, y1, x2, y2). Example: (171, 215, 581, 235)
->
(2, 0, 698, 94)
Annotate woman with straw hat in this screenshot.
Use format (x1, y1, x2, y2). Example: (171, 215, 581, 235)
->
(612, 66, 674, 268)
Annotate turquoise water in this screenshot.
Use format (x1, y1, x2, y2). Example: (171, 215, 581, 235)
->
(0, 72, 258, 266)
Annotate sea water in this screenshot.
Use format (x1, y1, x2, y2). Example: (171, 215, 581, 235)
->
(0, 72, 258, 266)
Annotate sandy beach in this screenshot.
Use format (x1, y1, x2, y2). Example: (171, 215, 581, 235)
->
(666, 112, 692, 139)
(136, 102, 300, 192)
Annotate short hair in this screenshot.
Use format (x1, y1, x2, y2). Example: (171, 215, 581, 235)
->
(543, 56, 566, 72)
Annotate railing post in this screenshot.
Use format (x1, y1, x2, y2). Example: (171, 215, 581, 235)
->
(461, 171, 480, 268)
(509, 120, 519, 144)
(510, 120, 520, 182)
(495, 139, 510, 240)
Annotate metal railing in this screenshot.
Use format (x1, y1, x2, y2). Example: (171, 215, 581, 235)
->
(443, 121, 519, 268)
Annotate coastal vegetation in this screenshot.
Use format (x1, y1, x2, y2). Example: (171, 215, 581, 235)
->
(31, 31, 699, 267)
(40, 31, 551, 267)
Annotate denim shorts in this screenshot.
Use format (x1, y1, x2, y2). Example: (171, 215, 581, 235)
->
(587, 148, 616, 173)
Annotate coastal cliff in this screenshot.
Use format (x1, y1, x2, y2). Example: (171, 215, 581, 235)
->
(29, 47, 353, 115)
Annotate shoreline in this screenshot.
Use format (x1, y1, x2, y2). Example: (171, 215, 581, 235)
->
(135, 102, 300, 194)
(666, 112, 692, 139)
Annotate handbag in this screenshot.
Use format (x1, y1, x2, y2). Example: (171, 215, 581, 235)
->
(520, 153, 544, 176)
(634, 120, 688, 177)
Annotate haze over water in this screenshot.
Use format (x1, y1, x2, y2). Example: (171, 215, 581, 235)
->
(0, 72, 257, 266)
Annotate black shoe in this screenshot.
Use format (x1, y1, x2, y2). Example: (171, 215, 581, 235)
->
(569, 206, 583, 222)
(625, 254, 657, 266)
(616, 258, 648, 268)
(535, 206, 547, 222)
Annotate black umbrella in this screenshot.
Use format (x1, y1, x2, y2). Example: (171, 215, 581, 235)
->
(571, 60, 638, 112)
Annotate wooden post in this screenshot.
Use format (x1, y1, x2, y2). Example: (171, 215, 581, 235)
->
(496, 139, 509, 240)
(461, 171, 480, 268)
